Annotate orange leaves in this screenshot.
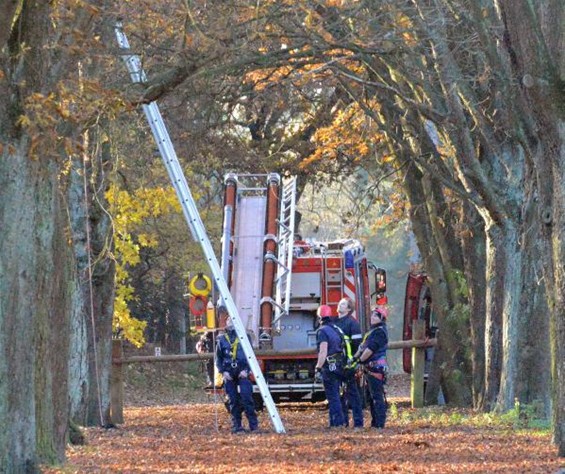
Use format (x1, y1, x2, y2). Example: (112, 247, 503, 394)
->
(302, 101, 383, 170)
(39, 372, 562, 473)
(43, 398, 562, 474)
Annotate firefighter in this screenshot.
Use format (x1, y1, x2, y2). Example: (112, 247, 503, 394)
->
(215, 308, 259, 434)
(335, 297, 364, 429)
(314, 304, 346, 428)
(353, 307, 389, 429)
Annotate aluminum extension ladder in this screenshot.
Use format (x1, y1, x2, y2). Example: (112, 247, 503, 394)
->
(114, 23, 285, 434)
(272, 177, 296, 330)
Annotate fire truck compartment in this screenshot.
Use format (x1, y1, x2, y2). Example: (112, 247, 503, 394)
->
(290, 272, 321, 298)
(272, 311, 318, 351)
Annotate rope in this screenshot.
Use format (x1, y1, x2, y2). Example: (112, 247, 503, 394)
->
(83, 152, 105, 427)
(211, 330, 219, 432)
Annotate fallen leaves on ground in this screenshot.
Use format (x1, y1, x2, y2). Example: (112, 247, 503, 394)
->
(42, 399, 563, 473)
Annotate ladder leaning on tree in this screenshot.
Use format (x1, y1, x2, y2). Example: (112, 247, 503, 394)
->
(113, 21, 286, 434)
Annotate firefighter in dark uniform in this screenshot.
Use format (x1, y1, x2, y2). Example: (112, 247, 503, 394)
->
(215, 309, 259, 434)
(314, 304, 346, 428)
(354, 307, 389, 428)
(335, 297, 364, 429)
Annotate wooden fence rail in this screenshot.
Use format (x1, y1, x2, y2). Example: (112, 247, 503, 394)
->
(111, 320, 436, 424)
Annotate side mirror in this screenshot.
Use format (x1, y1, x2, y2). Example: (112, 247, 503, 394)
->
(375, 267, 387, 294)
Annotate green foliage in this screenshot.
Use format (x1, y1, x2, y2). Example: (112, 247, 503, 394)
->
(499, 399, 551, 430)
(445, 270, 470, 328)
(390, 404, 550, 432)
(389, 402, 399, 420)
(448, 269, 469, 299)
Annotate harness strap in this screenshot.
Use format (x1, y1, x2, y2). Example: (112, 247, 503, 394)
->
(224, 332, 239, 361)
(328, 324, 353, 359)
(362, 328, 376, 344)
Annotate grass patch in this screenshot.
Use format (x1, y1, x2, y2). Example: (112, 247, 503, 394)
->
(388, 401, 551, 432)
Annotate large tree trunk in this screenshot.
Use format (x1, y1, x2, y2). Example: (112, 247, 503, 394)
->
(514, 154, 552, 416)
(1, 1, 110, 466)
(480, 222, 505, 410)
(0, 2, 76, 469)
(403, 162, 473, 405)
(551, 145, 565, 455)
(68, 130, 115, 427)
(0, 143, 74, 470)
(459, 201, 487, 408)
(497, 0, 565, 453)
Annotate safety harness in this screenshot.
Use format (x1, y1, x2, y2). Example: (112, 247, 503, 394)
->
(360, 326, 388, 381)
(327, 324, 358, 371)
(224, 332, 240, 368)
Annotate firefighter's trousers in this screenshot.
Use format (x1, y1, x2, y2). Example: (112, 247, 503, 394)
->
(224, 376, 258, 432)
(367, 373, 387, 428)
(322, 367, 346, 427)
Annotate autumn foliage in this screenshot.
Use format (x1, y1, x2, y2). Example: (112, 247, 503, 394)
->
(42, 374, 562, 473)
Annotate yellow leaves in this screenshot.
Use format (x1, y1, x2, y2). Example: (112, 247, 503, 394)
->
(138, 233, 158, 248)
(113, 283, 147, 348)
(325, 0, 346, 6)
(16, 114, 32, 129)
(304, 10, 315, 29)
(107, 183, 180, 347)
(28, 135, 40, 161)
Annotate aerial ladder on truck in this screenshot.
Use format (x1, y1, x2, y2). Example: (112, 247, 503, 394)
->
(114, 23, 286, 434)
(218, 174, 296, 351)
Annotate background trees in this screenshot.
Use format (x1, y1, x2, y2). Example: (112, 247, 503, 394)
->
(1, 0, 564, 470)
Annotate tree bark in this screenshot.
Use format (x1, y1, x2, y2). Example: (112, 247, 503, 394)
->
(0, 142, 74, 469)
(68, 129, 115, 427)
(459, 201, 487, 408)
(403, 161, 472, 406)
(497, 0, 565, 453)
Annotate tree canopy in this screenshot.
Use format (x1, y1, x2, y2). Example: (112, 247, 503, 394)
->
(1, 0, 564, 470)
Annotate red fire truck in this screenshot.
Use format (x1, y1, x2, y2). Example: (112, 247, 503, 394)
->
(259, 237, 388, 403)
(201, 173, 388, 403)
(402, 271, 436, 379)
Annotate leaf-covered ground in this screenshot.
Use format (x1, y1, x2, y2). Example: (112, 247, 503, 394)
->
(43, 372, 563, 473)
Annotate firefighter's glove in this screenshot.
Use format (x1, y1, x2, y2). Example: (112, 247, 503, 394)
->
(314, 367, 323, 383)
(222, 371, 233, 381)
(239, 370, 249, 379)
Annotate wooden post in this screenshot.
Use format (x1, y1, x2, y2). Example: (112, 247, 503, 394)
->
(411, 320, 426, 408)
(111, 339, 124, 424)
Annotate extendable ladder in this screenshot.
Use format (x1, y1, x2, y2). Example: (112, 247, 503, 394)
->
(114, 23, 285, 433)
(272, 177, 296, 329)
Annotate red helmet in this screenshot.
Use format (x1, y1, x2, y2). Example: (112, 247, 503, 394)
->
(372, 305, 388, 319)
(317, 305, 333, 318)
